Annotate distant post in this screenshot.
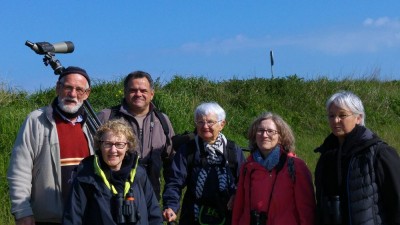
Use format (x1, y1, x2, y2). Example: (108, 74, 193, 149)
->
(270, 50, 274, 79)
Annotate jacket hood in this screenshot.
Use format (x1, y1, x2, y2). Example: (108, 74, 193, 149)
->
(315, 125, 381, 157)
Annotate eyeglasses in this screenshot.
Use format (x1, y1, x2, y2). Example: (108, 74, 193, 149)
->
(101, 141, 128, 149)
(256, 129, 279, 136)
(195, 120, 221, 127)
(59, 83, 89, 96)
(327, 114, 354, 121)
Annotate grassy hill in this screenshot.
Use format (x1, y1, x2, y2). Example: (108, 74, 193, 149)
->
(1, 75, 400, 224)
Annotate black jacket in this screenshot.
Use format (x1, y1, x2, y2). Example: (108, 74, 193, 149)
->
(314, 125, 400, 225)
(63, 153, 163, 225)
(97, 100, 175, 200)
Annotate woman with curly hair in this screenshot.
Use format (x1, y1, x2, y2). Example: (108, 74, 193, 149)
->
(63, 118, 162, 225)
(232, 112, 315, 225)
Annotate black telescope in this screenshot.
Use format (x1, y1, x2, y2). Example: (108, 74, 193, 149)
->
(25, 40, 101, 135)
(25, 40, 74, 55)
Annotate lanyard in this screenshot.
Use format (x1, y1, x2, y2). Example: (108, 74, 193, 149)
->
(94, 155, 139, 196)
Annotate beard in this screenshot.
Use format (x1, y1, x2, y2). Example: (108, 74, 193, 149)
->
(57, 96, 84, 114)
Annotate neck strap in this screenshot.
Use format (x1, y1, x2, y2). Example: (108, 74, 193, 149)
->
(94, 155, 139, 196)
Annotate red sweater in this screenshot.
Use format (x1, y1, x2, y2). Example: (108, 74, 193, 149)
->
(55, 115, 90, 201)
(232, 153, 316, 225)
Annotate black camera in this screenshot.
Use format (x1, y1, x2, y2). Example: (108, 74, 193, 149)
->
(116, 192, 140, 224)
(322, 195, 342, 224)
(250, 210, 267, 225)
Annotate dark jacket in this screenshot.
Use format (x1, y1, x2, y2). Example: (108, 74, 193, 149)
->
(314, 125, 400, 225)
(162, 136, 246, 225)
(62, 153, 163, 225)
(97, 100, 175, 199)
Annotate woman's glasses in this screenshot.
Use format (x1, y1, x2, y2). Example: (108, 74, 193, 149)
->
(100, 141, 127, 149)
(256, 129, 279, 136)
(195, 120, 221, 127)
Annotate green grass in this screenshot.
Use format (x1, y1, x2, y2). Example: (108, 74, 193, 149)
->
(0, 83, 39, 225)
(2, 75, 400, 224)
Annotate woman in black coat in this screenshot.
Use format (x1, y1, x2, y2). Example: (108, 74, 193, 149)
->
(314, 91, 400, 225)
(63, 119, 162, 225)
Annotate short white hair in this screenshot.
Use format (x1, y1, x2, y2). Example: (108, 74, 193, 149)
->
(194, 102, 226, 121)
(326, 91, 365, 126)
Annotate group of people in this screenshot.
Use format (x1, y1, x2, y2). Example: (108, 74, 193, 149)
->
(6, 66, 400, 225)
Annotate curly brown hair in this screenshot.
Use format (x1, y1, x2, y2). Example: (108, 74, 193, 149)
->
(247, 112, 295, 153)
(94, 118, 137, 153)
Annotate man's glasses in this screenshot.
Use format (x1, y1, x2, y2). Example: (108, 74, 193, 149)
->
(256, 129, 279, 136)
(59, 83, 89, 96)
(195, 120, 221, 127)
(101, 141, 128, 149)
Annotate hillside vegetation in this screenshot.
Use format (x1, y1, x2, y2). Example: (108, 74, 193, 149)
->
(1, 75, 400, 224)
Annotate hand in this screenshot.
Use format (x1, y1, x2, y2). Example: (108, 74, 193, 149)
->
(227, 194, 235, 210)
(163, 208, 177, 222)
(15, 216, 35, 225)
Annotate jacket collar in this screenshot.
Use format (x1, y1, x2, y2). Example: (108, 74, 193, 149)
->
(315, 125, 380, 157)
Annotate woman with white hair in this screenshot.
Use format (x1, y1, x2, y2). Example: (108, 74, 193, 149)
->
(314, 91, 400, 225)
(162, 102, 245, 225)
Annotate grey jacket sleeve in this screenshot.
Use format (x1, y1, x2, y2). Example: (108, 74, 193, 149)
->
(97, 108, 112, 124)
(7, 112, 39, 219)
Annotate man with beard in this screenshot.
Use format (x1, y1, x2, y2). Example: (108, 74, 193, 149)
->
(97, 70, 175, 200)
(7, 66, 94, 225)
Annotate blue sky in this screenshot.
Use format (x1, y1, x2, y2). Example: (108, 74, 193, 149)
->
(1, 1, 399, 92)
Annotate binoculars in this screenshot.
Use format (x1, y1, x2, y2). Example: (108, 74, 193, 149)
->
(250, 210, 267, 225)
(322, 195, 342, 224)
(116, 192, 140, 224)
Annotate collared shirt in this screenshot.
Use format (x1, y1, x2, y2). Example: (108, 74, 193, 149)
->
(55, 108, 83, 125)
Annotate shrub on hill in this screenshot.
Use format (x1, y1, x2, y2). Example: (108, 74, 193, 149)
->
(1, 76, 400, 224)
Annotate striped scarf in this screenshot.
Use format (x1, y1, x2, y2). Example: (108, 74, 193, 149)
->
(194, 133, 232, 218)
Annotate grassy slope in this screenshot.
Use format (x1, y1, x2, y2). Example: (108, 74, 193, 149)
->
(1, 76, 400, 224)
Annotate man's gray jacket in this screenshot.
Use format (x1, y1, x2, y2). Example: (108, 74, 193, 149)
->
(7, 105, 94, 223)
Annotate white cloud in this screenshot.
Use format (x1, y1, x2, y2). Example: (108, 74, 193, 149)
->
(309, 17, 400, 54)
(180, 34, 263, 54)
(363, 17, 400, 28)
(178, 17, 400, 55)
(296, 28, 400, 54)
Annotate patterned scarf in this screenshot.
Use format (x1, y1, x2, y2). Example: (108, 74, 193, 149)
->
(204, 133, 225, 164)
(194, 133, 232, 218)
(253, 144, 281, 171)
